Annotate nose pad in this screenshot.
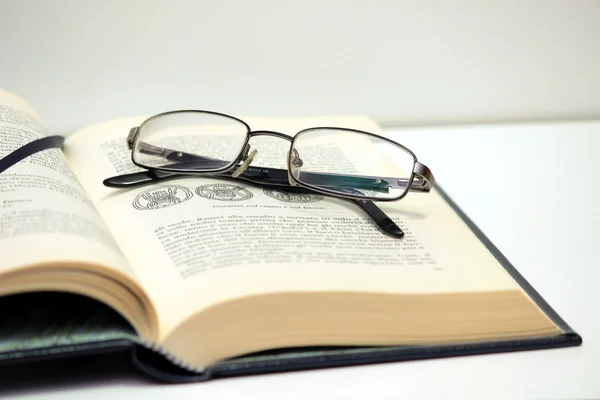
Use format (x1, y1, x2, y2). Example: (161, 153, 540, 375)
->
(232, 147, 258, 178)
(287, 148, 303, 186)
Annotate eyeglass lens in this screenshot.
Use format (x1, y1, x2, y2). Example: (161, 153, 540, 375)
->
(290, 129, 416, 199)
(132, 111, 249, 172)
(131, 112, 416, 200)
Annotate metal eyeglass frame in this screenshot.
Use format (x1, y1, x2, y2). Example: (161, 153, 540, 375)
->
(103, 110, 435, 239)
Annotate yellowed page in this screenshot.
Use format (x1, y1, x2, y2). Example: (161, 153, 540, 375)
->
(0, 90, 157, 339)
(0, 90, 134, 276)
(64, 114, 521, 342)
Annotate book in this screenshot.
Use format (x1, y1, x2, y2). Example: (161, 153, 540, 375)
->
(0, 89, 581, 382)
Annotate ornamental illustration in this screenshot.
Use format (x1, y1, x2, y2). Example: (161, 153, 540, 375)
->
(133, 185, 193, 210)
(263, 188, 324, 203)
(195, 184, 253, 201)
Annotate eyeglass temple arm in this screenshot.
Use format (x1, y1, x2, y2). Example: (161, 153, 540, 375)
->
(295, 164, 434, 193)
(103, 168, 404, 239)
(128, 134, 434, 193)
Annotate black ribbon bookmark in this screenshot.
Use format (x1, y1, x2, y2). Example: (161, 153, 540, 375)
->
(0, 135, 65, 174)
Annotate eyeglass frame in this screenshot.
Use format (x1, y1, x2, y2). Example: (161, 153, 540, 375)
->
(103, 109, 435, 239)
(123, 110, 434, 200)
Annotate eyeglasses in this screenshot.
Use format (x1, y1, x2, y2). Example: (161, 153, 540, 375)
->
(103, 110, 435, 239)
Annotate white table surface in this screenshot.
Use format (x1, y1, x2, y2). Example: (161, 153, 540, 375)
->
(1, 120, 598, 399)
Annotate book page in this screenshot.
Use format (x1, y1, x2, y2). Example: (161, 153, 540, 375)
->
(64, 115, 521, 341)
(0, 90, 136, 285)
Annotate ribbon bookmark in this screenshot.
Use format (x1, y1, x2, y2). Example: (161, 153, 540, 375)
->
(0, 135, 65, 174)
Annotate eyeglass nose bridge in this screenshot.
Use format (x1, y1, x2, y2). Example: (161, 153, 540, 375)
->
(244, 130, 305, 186)
(247, 130, 294, 142)
(245, 130, 300, 165)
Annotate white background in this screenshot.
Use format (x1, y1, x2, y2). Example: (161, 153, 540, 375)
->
(1, 1, 599, 398)
(1, 0, 600, 131)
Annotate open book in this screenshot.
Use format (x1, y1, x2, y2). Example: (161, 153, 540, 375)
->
(0, 90, 581, 382)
